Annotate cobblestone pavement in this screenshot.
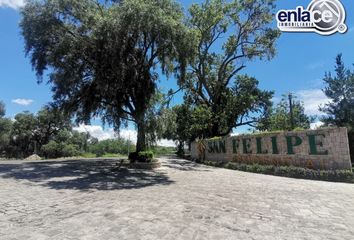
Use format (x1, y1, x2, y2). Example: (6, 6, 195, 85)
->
(0, 156, 354, 240)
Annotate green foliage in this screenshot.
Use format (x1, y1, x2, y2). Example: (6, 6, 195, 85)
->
(21, 0, 191, 153)
(257, 94, 315, 131)
(42, 140, 80, 159)
(150, 146, 176, 156)
(9, 111, 38, 158)
(0, 102, 94, 159)
(0, 101, 5, 118)
(7, 107, 74, 158)
(89, 138, 134, 157)
(320, 54, 354, 130)
(181, 0, 280, 137)
(203, 161, 354, 183)
(159, 104, 192, 153)
(0, 102, 12, 156)
(129, 151, 154, 163)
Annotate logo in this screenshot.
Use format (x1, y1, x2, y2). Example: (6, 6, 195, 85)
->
(276, 0, 347, 35)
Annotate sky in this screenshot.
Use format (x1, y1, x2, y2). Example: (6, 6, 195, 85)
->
(0, 0, 353, 145)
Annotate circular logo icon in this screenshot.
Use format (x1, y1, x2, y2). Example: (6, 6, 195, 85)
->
(308, 0, 347, 34)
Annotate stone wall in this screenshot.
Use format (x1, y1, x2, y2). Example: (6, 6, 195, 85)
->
(191, 128, 352, 170)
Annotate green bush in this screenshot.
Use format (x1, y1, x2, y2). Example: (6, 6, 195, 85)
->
(89, 139, 135, 157)
(129, 151, 154, 163)
(41, 141, 60, 159)
(62, 144, 80, 158)
(42, 141, 80, 159)
(201, 161, 354, 183)
(150, 146, 176, 156)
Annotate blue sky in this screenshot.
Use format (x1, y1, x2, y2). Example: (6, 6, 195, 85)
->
(0, 0, 353, 141)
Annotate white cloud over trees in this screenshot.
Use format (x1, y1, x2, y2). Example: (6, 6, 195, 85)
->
(12, 98, 34, 106)
(0, 0, 25, 9)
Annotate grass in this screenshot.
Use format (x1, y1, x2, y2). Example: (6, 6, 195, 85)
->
(200, 160, 354, 183)
(149, 146, 176, 157)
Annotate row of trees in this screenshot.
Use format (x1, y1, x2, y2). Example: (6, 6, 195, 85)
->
(0, 103, 135, 159)
(20, 0, 280, 157)
(18, 0, 353, 158)
(158, 54, 354, 153)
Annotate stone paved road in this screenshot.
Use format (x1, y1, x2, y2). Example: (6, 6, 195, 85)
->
(0, 156, 354, 240)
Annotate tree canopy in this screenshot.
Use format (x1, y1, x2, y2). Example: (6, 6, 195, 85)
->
(8, 107, 73, 158)
(0, 102, 12, 156)
(21, 0, 191, 153)
(257, 94, 314, 132)
(320, 54, 354, 130)
(181, 0, 280, 138)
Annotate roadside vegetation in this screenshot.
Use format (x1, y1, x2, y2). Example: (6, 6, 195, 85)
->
(201, 161, 354, 183)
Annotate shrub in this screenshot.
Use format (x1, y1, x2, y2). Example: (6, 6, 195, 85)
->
(129, 151, 154, 163)
(42, 141, 80, 159)
(201, 161, 354, 183)
(62, 144, 80, 158)
(89, 139, 135, 157)
(41, 141, 60, 159)
(150, 146, 176, 156)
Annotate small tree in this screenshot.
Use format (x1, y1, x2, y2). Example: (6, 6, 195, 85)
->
(159, 104, 193, 154)
(0, 102, 12, 156)
(320, 54, 354, 130)
(257, 95, 314, 131)
(159, 102, 215, 154)
(9, 111, 38, 158)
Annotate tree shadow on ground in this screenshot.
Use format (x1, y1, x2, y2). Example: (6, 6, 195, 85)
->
(162, 155, 211, 172)
(0, 159, 174, 191)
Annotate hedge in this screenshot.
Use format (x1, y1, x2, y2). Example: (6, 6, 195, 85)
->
(201, 160, 354, 183)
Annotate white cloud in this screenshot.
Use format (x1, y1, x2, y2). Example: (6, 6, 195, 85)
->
(306, 61, 325, 70)
(230, 132, 241, 136)
(157, 139, 176, 148)
(74, 124, 117, 141)
(0, 0, 25, 9)
(74, 124, 176, 147)
(119, 129, 137, 143)
(12, 98, 34, 106)
(310, 121, 324, 130)
(296, 89, 330, 115)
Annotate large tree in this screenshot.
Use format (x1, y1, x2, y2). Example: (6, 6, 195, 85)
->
(0, 101, 12, 156)
(9, 111, 38, 158)
(34, 106, 72, 148)
(9, 107, 72, 158)
(182, 0, 280, 137)
(21, 0, 190, 153)
(320, 54, 354, 130)
(257, 94, 315, 132)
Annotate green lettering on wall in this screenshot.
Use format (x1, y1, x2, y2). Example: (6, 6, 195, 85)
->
(271, 136, 279, 154)
(232, 139, 240, 154)
(286, 136, 303, 155)
(219, 141, 226, 153)
(308, 134, 328, 155)
(242, 138, 252, 154)
(256, 137, 268, 154)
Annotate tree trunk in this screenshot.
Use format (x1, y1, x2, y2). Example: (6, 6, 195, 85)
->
(136, 119, 146, 153)
(177, 140, 184, 155)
